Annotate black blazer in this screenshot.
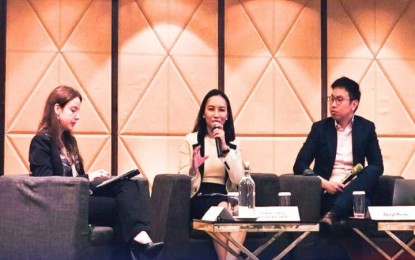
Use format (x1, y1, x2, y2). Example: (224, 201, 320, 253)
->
(293, 115, 384, 180)
(29, 133, 86, 177)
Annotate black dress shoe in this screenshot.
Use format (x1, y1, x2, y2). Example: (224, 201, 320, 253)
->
(319, 211, 337, 235)
(131, 241, 164, 259)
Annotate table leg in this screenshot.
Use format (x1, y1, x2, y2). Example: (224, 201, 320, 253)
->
(353, 228, 391, 260)
(252, 232, 284, 256)
(272, 231, 311, 260)
(385, 231, 415, 259)
(224, 233, 259, 260)
(206, 232, 240, 258)
(392, 237, 415, 260)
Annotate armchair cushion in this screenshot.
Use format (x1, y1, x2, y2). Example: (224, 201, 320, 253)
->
(371, 175, 404, 206)
(150, 173, 280, 259)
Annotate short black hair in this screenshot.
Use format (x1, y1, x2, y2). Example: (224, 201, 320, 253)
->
(331, 77, 361, 102)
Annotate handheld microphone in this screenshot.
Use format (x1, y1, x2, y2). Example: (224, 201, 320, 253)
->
(341, 163, 364, 185)
(323, 163, 364, 194)
(213, 123, 223, 157)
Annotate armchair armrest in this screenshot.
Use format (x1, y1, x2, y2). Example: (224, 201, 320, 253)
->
(279, 174, 322, 222)
(371, 175, 404, 206)
(150, 174, 191, 256)
(0, 175, 90, 259)
(251, 173, 279, 206)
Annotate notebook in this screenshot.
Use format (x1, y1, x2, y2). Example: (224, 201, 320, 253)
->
(392, 179, 415, 206)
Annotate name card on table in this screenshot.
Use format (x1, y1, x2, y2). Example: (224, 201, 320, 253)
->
(202, 206, 234, 222)
(256, 207, 300, 222)
(368, 206, 415, 220)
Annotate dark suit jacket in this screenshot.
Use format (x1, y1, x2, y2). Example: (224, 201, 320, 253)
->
(29, 133, 86, 177)
(293, 115, 384, 181)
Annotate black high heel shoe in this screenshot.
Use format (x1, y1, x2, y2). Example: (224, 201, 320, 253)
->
(131, 240, 164, 259)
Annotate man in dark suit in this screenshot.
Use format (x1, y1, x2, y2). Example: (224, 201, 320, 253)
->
(293, 77, 384, 231)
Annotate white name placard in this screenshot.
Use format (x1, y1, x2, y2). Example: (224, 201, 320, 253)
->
(202, 206, 233, 222)
(255, 206, 300, 222)
(368, 206, 415, 220)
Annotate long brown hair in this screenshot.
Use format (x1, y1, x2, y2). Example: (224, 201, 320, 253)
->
(38, 85, 83, 160)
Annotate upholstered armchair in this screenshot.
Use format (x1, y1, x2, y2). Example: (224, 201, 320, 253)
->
(149, 172, 324, 260)
(0, 175, 151, 260)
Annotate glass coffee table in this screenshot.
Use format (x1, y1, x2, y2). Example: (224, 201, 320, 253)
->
(350, 220, 415, 259)
(193, 219, 319, 260)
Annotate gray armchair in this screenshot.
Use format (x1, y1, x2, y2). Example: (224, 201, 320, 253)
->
(149, 173, 323, 260)
(279, 174, 322, 222)
(0, 175, 150, 260)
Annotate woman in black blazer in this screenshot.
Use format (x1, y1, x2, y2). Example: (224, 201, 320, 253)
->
(29, 85, 162, 258)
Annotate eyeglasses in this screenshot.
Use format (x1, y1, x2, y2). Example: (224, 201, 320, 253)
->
(327, 96, 351, 105)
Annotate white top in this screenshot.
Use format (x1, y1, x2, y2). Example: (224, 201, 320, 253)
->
(178, 131, 244, 197)
(330, 120, 353, 183)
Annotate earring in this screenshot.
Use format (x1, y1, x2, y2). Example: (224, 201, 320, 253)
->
(56, 113, 60, 120)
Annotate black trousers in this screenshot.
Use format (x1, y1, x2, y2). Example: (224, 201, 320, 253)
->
(89, 179, 150, 244)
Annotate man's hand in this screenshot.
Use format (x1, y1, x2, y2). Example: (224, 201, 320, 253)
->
(321, 178, 344, 194)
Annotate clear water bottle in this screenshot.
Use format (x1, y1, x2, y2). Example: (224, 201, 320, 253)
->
(239, 161, 255, 217)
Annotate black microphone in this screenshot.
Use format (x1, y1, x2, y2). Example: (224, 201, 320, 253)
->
(213, 123, 223, 157)
(303, 168, 315, 176)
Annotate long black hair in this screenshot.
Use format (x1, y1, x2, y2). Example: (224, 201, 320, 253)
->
(192, 89, 235, 144)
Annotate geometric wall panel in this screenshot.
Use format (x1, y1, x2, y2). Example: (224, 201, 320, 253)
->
(121, 58, 199, 135)
(5, 0, 111, 175)
(235, 61, 313, 135)
(119, 136, 183, 183)
(380, 139, 415, 177)
(4, 0, 415, 181)
(29, 0, 94, 48)
(225, 0, 321, 175)
(240, 137, 307, 175)
(328, 0, 415, 179)
(76, 135, 111, 172)
(358, 63, 415, 135)
(224, 56, 271, 115)
(118, 0, 218, 182)
(278, 58, 322, 122)
(380, 60, 415, 120)
(4, 135, 33, 175)
(5, 52, 57, 129)
(340, 0, 409, 55)
(135, 0, 203, 52)
(240, 0, 309, 54)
